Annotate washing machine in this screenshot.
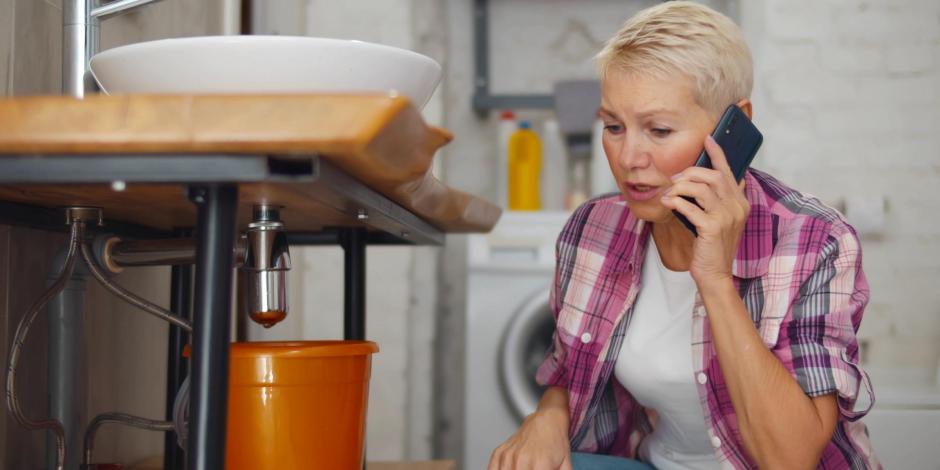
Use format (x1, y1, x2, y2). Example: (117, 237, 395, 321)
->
(462, 211, 570, 470)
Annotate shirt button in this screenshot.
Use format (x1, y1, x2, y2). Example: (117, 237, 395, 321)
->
(711, 436, 722, 448)
(697, 373, 708, 384)
(580, 332, 592, 344)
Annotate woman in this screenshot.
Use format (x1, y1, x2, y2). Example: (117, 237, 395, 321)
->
(488, 3, 878, 470)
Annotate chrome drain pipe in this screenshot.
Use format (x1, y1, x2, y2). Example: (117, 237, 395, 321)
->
(239, 205, 291, 328)
(99, 204, 291, 328)
(102, 236, 246, 270)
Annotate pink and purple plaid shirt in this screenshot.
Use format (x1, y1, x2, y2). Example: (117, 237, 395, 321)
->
(536, 169, 880, 469)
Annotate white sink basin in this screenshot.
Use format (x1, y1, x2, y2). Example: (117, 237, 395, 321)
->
(89, 36, 442, 109)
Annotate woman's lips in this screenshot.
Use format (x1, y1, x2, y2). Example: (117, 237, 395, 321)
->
(623, 183, 661, 202)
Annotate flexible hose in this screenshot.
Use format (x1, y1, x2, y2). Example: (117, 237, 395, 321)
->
(5, 221, 84, 470)
(6, 222, 193, 469)
(80, 243, 192, 332)
(83, 412, 175, 466)
(172, 375, 191, 449)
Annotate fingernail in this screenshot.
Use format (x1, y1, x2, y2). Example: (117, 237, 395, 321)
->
(661, 195, 670, 202)
(706, 135, 716, 144)
(671, 173, 681, 181)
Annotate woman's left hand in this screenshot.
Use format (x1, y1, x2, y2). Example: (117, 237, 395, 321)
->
(660, 135, 750, 289)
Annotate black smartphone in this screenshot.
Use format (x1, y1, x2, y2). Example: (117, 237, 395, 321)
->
(674, 104, 763, 236)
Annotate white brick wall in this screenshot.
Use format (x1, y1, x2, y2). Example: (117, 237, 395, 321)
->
(743, 0, 940, 368)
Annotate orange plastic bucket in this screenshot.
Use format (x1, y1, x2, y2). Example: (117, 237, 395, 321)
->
(225, 340, 379, 470)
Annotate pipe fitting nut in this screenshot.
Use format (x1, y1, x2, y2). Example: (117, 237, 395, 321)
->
(63, 207, 104, 227)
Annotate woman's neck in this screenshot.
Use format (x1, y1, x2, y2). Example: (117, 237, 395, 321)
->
(650, 218, 696, 272)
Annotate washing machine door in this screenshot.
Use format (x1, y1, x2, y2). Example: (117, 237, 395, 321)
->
(500, 288, 556, 421)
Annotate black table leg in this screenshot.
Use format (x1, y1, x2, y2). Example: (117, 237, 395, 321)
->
(165, 228, 193, 470)
(186, 185, 238, 470)
(341, 228, 367, 341)
(341, 227, 368, 469)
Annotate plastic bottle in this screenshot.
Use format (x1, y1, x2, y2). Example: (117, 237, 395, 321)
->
(566, 159, 588, 210)
(496, 110, 516, 208)
(590, 118, 619, 197)
(541, 119, 567, 211)
(508, 120, 542, 211)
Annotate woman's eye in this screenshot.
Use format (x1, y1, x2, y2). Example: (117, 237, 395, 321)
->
(651, 128, 672, 137)
(604, 124, 624, 134)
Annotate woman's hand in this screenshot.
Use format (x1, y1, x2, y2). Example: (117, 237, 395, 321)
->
(661, 135, 750, 289)
(487, 408, 573, 470)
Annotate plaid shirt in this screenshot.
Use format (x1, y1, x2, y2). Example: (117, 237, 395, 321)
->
(536, 169, 880, 469)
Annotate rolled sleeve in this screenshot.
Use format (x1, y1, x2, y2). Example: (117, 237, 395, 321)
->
(773, 227, 874, 421)
(536, 258, 570, 388)
(537, 211, 585, 389)
(535, 331, 570, 388)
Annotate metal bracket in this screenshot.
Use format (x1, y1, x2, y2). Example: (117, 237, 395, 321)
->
(0, 153, 441, 245)
(0, 154, 316, 184)
(310, 159, 443, 245)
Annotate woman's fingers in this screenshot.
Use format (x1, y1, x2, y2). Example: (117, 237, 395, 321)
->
(489, 443, 516, 470)
(664, 180, 747, 237)
(513, 453, 532, 469)
(663, 193, 714, 233)
(490, 446, 564, 470)
(671, 134, 746, 201)
(677, 165, 723, 183)
(488, 444, 534, 470)
(488, 408, 571, 470)
(666, 180, 719, 212)
(487, 445, 503, 470)
(673, 166, 738, 201)
(704, 134, 736, 182)
(499, 447, 516, 470)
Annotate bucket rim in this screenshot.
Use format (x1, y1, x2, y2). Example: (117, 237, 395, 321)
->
(230, 340, 379, 358)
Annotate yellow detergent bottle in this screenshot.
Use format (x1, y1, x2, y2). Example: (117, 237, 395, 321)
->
(508, 120, 542, 211)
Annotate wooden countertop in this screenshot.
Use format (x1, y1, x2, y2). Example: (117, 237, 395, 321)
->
(0, 94, 500, 234)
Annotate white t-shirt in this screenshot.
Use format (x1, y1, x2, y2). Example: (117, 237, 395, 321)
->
(614, 238, 721, 470)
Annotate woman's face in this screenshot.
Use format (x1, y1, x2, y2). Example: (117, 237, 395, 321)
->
(599, 70, 718, 224)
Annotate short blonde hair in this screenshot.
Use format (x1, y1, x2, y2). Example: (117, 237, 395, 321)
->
(595, 1, 753, 116)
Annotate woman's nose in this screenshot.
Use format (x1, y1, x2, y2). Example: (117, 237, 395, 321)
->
(616, 135, 651, 171)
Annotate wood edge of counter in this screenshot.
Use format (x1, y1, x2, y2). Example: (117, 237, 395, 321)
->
(0, 93, 428, 157)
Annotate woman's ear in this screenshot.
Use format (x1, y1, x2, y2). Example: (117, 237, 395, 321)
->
(736, 99, 753, 120)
